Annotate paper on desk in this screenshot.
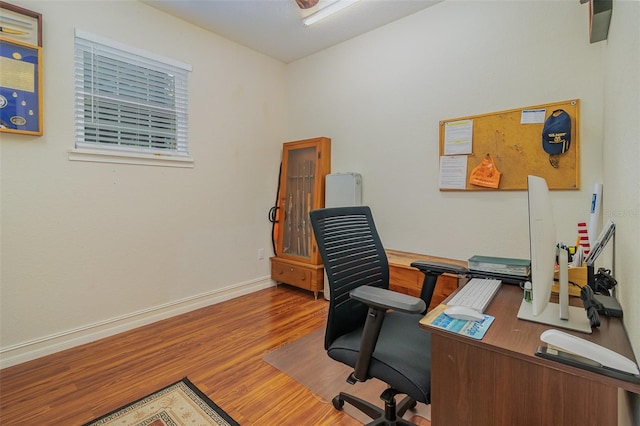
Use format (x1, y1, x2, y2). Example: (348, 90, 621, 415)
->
(439, 155, 467, 190)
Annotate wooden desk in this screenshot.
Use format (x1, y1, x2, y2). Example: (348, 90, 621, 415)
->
(421, 285, 640, 426)
(386, 249, 466, 311)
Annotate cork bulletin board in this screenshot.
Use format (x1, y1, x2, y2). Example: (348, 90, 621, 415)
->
(438, 99, 580, 191)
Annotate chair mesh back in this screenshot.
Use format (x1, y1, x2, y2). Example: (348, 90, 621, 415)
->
(309, 206, 389, 350)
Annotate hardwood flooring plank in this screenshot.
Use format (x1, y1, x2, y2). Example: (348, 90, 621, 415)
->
(0, 285, 429, 425)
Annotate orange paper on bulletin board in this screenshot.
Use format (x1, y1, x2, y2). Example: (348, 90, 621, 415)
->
(439, 100, 580, 191)
(469, 154, 501, 188)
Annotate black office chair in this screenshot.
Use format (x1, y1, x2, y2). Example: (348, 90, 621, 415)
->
(309, 206, 434, 426)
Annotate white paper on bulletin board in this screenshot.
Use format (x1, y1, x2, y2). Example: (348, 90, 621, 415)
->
(443, 119, 473, 155)
(439, 155, 467, 190)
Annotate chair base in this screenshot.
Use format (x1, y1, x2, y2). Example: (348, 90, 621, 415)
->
(332, 388, 418, 426)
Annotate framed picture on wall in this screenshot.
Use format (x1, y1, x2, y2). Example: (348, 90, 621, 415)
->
(0, 2, 42, 47)
(0, 38, 42, 135)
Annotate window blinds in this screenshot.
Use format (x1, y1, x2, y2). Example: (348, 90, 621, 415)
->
(74, 30, 191, 156)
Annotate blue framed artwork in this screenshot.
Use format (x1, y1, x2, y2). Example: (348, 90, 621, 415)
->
(0, 37, 42, 135)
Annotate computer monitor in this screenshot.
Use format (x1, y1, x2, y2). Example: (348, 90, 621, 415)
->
(516, 175, 592, 333)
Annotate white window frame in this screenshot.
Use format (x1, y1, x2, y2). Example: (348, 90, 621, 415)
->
(70, 29, 193, 167)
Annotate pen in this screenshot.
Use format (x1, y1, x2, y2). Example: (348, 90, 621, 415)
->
(0, 27, 29, 35)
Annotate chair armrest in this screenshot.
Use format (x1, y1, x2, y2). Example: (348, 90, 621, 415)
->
(348, 285, 427, 382)
(410, 261, 468, 313)
(350, 285, 426, 314)
(410, 260, 468, 276)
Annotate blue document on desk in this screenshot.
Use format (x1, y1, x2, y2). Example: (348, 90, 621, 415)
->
(420, 304, 495, 340)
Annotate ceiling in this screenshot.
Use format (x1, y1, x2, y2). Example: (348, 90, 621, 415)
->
(143, 0, 441, 63)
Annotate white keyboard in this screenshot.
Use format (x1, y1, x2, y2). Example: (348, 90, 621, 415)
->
(447, 278, 502, 313)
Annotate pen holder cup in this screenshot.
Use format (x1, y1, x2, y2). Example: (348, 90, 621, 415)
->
(552, 266, 587, 296)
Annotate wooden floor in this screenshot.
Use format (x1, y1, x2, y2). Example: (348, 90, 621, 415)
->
(0, 285, 430, 425)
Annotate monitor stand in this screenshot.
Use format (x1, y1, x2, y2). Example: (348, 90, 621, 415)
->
(517, 249, 591, 334)
(517, 300, 592, 333)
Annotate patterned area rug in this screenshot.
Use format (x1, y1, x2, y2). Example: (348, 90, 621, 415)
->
(83, 378, 239, 426)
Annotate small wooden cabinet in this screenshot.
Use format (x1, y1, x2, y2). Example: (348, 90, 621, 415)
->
(271, 257, 324, 295)
(270, 137, 331, 298)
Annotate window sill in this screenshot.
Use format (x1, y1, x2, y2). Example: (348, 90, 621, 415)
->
(68, 148, 194, 168)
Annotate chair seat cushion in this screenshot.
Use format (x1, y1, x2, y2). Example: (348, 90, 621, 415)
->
(327, 311, 431, 403)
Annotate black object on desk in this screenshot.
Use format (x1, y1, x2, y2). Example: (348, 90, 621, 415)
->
(468, 270, 530, 286)
(594, 294, 623, 317)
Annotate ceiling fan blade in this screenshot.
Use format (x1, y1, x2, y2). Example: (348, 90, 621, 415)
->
(295, 0, 319, 9)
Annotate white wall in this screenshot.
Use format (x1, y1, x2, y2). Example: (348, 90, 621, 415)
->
(603, 1, 640, 423)
(0, 1, 287, 366)
(287, 0, 604, 260)
(604, 0, 640, 357)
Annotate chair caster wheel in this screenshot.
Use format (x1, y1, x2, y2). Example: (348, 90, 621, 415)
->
(410, 400, 417, 410)
(332, 395, 344, 410)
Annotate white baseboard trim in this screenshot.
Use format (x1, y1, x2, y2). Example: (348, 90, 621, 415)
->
(0, 277, 275, 369)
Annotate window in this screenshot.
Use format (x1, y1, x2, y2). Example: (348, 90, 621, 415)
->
(72, 30, 192, 167)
